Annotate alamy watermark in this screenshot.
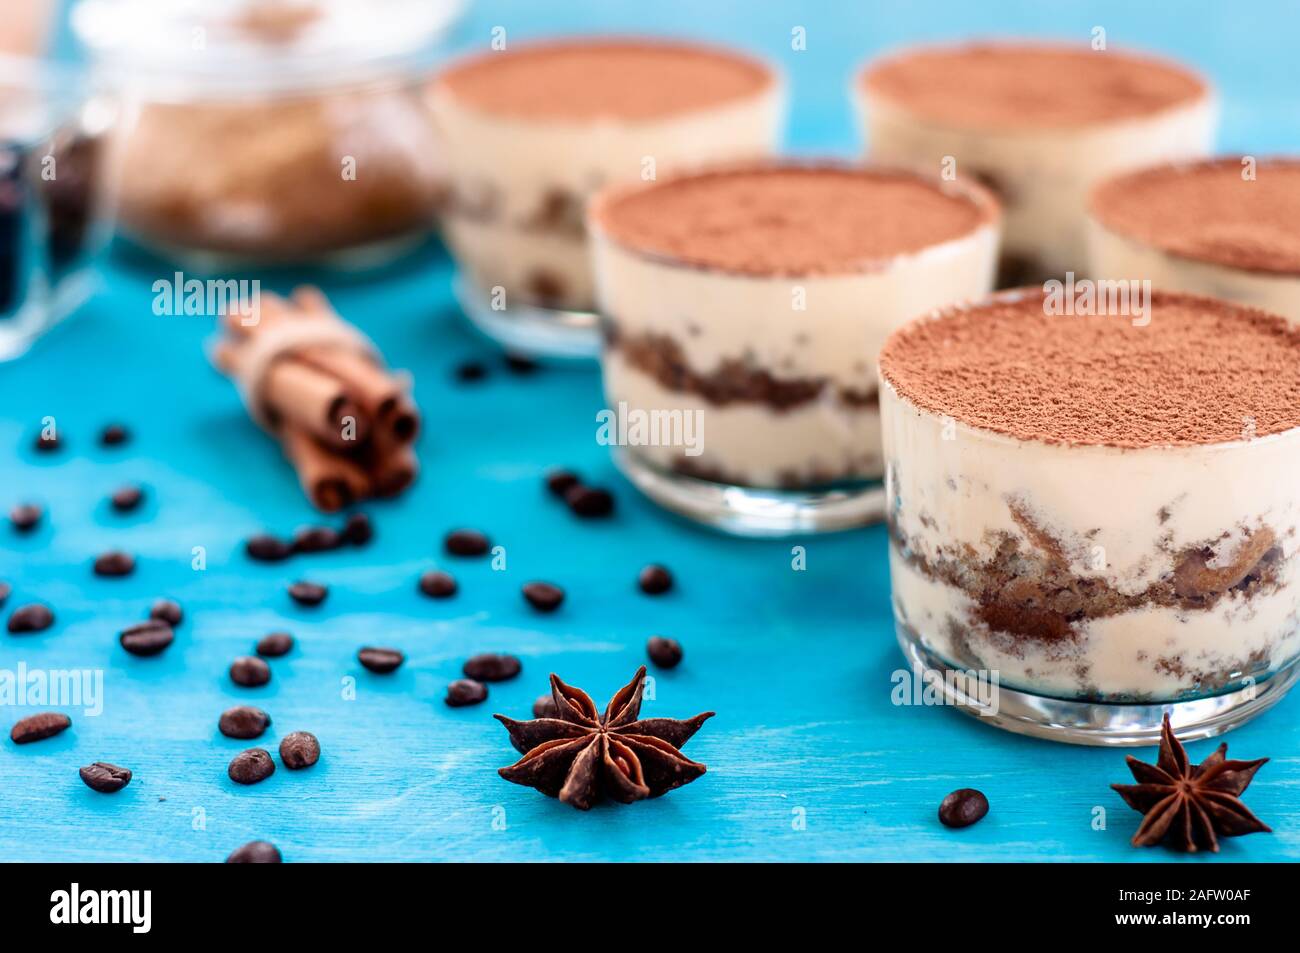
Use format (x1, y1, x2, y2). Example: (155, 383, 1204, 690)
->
(891, 665, 1000, 716)
(0, 663, 103, 716)
(152, 271, 261, 326)
(596, 402, 704, 456)
(1043, 272, 1152, 327)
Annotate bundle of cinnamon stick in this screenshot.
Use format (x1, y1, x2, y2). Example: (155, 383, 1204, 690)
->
(214, 286, 419, 511)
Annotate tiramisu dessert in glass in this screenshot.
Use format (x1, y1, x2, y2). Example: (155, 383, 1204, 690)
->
(429, 39, 782, 358)
(1089, 157, 1300, 322)
(878, 288, 1300, 744)
(589, 162, 1000, 535)
(857, 42, 1215, 285)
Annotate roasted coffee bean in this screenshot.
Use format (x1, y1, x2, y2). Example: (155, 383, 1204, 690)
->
(444, 529, 490, 556)
(79, 762, 132, 793)
(7, 603, 54, 634)
(230, 656, 271, 687)
(504, 353, 539, 375)
(219, 705, 271, 740)
(110, 485, 144, 512)
(445, 678, 487, 707)
(226, 840, 281, 863)
(149, 599, 183, 626)
(342, 512, 373, 546)
(246, 534, 293, 562)
(938, 788, 989, 829)
(454, 360, 488, 383)
(9, 503, 42, 532)
(522, 581, 564, 613)
(638, 564, 673, 595)
(33, 432, 60, 452)
(292, 526, 341, 553)
(99, 423, 129, 446)
(93, 551, 135, 577)
(532, 694, 559, 719)
(287, 581, 328, 606)
(545, 468, 581, 498)
(10, 711, 70, 744)
(228, 748, 275, 785)
(119, 620, 174, 657)
(647, 636, 683, 669)
(279, 731, 320, 769)
(418, 569, 457, 598)
(463, 653, 521, 682)
(358, 647, 404, 674)
(565, 484, 614, 518)
(256, 632, 293, 657)
(0, 581, 10, 606)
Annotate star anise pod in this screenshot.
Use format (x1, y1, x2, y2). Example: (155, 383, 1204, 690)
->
(1111, 714, 1270, 852)
(495, 666, 714, 810)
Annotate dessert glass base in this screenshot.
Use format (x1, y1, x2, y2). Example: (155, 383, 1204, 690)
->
(896, 620, 1300, 746)
(615, 448, 886, 537)
(453, 275, 599, 360)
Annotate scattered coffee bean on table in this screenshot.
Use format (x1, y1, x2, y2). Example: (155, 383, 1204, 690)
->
(79, 762, 132, 793)
(287, 581, 328, 606)
(445, 678, 488, 707)
(256, 632, 294, 657)
(279, 731, 320, 769)
(504, 353, 539, 375)
(33, 432, 60, 452)
(532, 694, 558, 719)
(342, 512, 373, 546)
(565, 484, 614, 518)
(10, 711, 71, 744)
(228, 748, 275, 785)
(545, 468, 581, 498)
(358, 647, 404, 674)
(219, 705, 271, 740)
(522, 581, 564, 613)
(230, 656, 272, 687)
(7, 603, 54, 634)
(638, 564, 673, 595)
(418, 570, 457, 599)
(463, 653, 521, 682)
(647, 636, 684, 669)
(246, 534, 293, 562)
(93, 551, 135, 578)
(938, 788, 989, 829)
(109, 485, 144, 512)
(444, 529, 490, 557)
(292, 526, 341, 553)
(9, 503, 42, 533)
(119, 620, 174, 657)
(226, 840, 281, 863)
(454, 360, 488, 383)
(149, 598, 183, 627)
(99, 423, 129, 446)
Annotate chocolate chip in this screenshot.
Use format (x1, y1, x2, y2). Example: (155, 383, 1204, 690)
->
(99, 424, 129, 446)
(292, 526, 341, 553)
(418, 569, 457, 598)
(93, 551, 135, 577)
(647, 636, 683, 669)
(9, 503, 42, 533)
(119, 620, 174, 657)
(358, 647, 404, 674)
(565, 484, 614, 518)
(230, 656, 271, 687)
(149, 599, 183, 626)
(444, 529, 490, 556)
(219, 705, 271, 740)
(7, 603, 54, 634)
(638, 564, 673, 595)
(33, 432, 60, 452)
(938, 788, 989, 829)
(287, 581, 328, 606)
(10, 711, 70, 744)
(522, 581, 564, 613)
(228, 748, 275, 785)
(545, 468, 581, 498)
(504, 353, 539, 375)
(246, 534, 292, 562)
(110, 485, 144, 512)
(79, 762, 132, 793)
(256, 632, 293, 657)
(532, 694, 558, 718)
(462, 653, 521, 682)
(226, 840, 281, 863)
(342, 512, 373, 546)
(454, 360, 488, 383)
(445, 678, 487, 707)
(279, 731, 320, 770)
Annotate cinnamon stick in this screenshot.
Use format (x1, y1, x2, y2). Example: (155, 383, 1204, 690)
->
(281, 426, 371, 512)
(262, 358, 372, 450)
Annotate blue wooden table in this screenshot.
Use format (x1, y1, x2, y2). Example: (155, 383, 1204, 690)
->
(2, 0, 1298, 862)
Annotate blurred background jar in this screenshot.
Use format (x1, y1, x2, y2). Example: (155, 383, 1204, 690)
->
(72, 0, 462, 270)
(0, 0, 113, 361)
